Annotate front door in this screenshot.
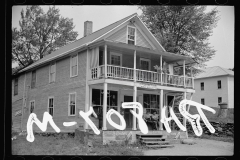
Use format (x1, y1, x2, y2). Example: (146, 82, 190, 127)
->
(124, 96, 133, 129)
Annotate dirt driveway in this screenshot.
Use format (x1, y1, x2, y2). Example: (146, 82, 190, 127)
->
(143, 138, 234, 156)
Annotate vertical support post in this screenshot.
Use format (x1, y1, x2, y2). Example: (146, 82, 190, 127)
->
(104, 44, 107, 78)
(183, 60, 186, 88)
(84, 49, 90, 130)
(186, 93, 193, 139)
(133, 86, 137, 130)
(159, 89, 163, 130)
(118, 89, 121, 113)
(191, 66, 194, 89)
(134, 50, 136, 82)
(183, 92, 187, 129)
(160, 55, 163, 85)
(102, 82, 108, 130)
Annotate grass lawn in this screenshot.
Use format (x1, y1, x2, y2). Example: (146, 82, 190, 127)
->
(12, 133, 144, 155)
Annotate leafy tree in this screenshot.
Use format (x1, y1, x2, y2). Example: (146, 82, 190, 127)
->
(12, 6, 78, 72)
(139, 6, 219, 70)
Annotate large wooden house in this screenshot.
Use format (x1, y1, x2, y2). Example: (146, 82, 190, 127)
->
(12, 13, 196, 141)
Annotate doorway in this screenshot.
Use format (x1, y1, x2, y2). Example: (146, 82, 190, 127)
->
(123, 96, 133, 129)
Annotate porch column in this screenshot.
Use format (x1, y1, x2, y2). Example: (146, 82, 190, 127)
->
(133, 86, 137, 130)
(183, 60, 186, 88)
(134, 50, 136, 82)
(104, 44, 107, 78)
(183, 92, 187, 129)
(186, 93, 193, 138)
(84, 49, 90, 130)
(102, 82, 108, 130)
(133, 50, 137, 130)
(191, 66, 194, 89)
(159, 89, 163, 130)
(160, 55, 163, 85)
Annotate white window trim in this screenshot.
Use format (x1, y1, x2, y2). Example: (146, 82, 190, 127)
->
(126, 25, 136, 45)
(200, 82, 204, 90)
(68, 92, 77, 116)
(29, 100, 35, 114)
(70, 54, 78, 77)
(49, 62, 56, 83)
(31, 70, 37, 89)
(140, 58, 151, 70)
(48, 96, 54, 117)
(110, 52, 122, 66)
(217, 80, 222, 89)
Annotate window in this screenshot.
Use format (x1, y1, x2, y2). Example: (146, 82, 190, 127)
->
(110, 52, 122, 66)
(48, 97, 54, 116)
(49, 63, 56, 83)
(201, 98, 205, 105)
(218, 80, 221, 89)
(127, 26, 136, 45)
(31, 70, 36, 89)
(218, 97, 222, 104)
(29, 101, 35, 114)
(70, 55, 78, 77)
(69, 93, 76, 116)
(140, 58, 151, 70)
(92, 89, 118, 111)
(200, 82, 204, 90)
(143, 94, 160, 114)
(14, 78, 18, 95)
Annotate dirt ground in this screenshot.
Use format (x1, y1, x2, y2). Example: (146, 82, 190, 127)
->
(143, 138, 234, 156)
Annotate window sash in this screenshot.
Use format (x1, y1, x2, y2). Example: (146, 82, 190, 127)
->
(200, 83, 204, 90)
(30, 101, 35, 113)
(111, 55, 121, 66)
(71, 56, 78, 76)
(218, 81, 221, 89)
(31, 71, 36, 88)
(69, 93, 76, 115)
(48, 98, 54, 116)
(127, 27, 135, 44)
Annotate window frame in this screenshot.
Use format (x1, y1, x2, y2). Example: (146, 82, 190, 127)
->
(218, 97, 222, 104)
(110, 52, 122, 66)
(140, 58, 151, 71)
(14, 78, 18, 96)
(70, 54, 78, 77)
(127, 25, 136, 45)
(49, 62, 56, 83)
(200, 82, 204, 91)
(48, 96, 54, 117)
(29, 100, 35, 114)
(201, 98, 205, 105)
(68, 92, 77, 116)
(217, 80, 221, 89)
(31, 70, 36, 89)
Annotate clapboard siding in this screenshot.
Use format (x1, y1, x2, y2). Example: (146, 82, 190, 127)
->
(21, 50, 88, 132)
(106, 24, 154, 50)
(12, 99, 22, 130)
(136, 29, 153, 49)
(106, 26, 127, 44)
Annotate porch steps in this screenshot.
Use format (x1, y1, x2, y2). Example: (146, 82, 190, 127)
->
(136, 134, 174, 149)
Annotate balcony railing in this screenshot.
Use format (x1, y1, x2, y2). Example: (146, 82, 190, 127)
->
(91, 65, 194, 89)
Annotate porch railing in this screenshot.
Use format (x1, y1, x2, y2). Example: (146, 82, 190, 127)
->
(90, 65, 194, 89)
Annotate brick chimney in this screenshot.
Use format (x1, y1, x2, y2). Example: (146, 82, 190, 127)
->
(84, 21, 93, 37)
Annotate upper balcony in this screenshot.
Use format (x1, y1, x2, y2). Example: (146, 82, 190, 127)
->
(89, 43, 194, 89)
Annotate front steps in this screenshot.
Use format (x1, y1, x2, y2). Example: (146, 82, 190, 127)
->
(136, 134, 174, 148)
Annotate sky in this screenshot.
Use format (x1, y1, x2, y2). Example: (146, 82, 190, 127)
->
(12, 5, 234, 69)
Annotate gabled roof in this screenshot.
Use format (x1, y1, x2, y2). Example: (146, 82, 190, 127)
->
(18, 12, 195, 74)
(195, 66, 234, 79)
(19, 13, 138, 73)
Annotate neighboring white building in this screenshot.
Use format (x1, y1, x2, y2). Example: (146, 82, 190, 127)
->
(192, 66, 234, 108)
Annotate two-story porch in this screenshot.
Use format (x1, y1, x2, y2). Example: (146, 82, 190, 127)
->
(85, 40, 195, 133)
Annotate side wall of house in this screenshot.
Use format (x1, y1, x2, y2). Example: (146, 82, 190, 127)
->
(21, 50, 88, 132)
(12, 74, 25, 131)
(227, 76, 234, 108)
(192, 76, 228, 108)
